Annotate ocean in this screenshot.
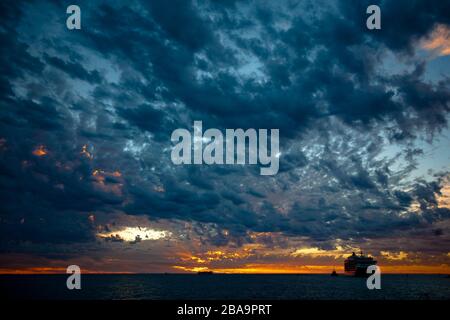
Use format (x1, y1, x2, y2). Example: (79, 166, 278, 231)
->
(0, 274, 449, 300)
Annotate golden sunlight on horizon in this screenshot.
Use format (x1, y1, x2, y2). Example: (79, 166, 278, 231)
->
(172, 264, 450, 274)
(1, 263, 448, 275)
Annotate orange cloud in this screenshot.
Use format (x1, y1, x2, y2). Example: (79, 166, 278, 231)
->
(291, 246, 352, 259)
(381, 251, 408, 261)
(437, 181, 450, 209)
(92, 169, 124, 195)
(32, 145, 48, 157)
(422, 24, 450, 56)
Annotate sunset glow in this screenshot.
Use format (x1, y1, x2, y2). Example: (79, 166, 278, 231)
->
(97, 227, 171, 242)
(1, 1, 450, 286)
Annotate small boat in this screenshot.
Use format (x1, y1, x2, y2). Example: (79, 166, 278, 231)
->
(197, 271, 214, 275)
(331, 269, 338, 276)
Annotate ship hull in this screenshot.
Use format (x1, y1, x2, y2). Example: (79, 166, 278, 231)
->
(345, 267, 372, 277)
(344, 263, 377, 277)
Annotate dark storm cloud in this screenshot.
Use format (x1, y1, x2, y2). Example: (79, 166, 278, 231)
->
(0, 0, 449, 256)
(73, 0, 448, 139)
(0, 2, 44, 99)
(117, 103, 182, 141)
(146, 0, 213, 50)
(43, 54, 102, 84)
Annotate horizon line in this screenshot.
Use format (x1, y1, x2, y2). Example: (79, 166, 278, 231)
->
(1, 271, 449, 275)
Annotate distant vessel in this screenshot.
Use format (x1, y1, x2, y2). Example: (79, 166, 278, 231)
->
(331, 269, 338, 276)
(344, 251, 377, 277)
(197, 271, 214, 275)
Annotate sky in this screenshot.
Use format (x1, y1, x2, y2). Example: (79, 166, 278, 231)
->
(0, 0, 449, 274)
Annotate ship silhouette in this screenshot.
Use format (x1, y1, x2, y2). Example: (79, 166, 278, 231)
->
(344, 251, 377, 277)
(197, 271, 214, 275)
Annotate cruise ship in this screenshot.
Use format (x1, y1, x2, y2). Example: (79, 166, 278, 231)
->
(344, 251, 377, 277)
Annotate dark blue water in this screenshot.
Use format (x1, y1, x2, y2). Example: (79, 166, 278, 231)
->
(1, 274, 449, 300)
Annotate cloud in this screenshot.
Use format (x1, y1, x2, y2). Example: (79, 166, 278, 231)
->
(43, 54, 102, 84)
(422, 24, 450, 57)
(291, 246, 348, 259)
(381, 250, 409, 261)
(0, 0, 449, 272)
(97, 226, 170, 242)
